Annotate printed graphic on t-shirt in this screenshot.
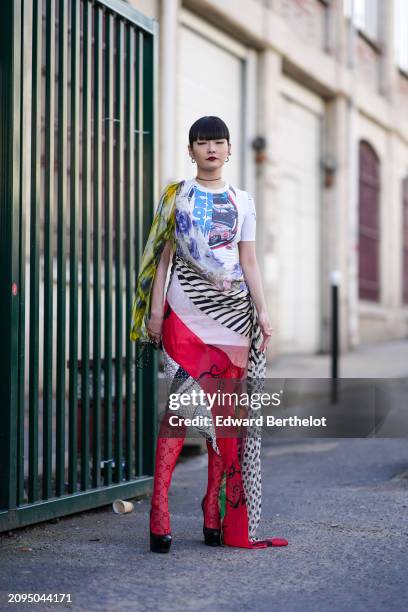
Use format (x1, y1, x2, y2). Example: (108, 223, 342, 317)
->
(191, 186, 213, 238)
(192, 185, 238, 250)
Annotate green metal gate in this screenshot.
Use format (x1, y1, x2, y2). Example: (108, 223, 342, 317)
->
(0, 0, 158, 532)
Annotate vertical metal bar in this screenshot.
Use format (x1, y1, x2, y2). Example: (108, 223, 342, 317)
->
(141, 30, 157, 477)
(56, 0, 68, 497)
(17, 0, 33, 507)
(114, 17, 124, 483)
(68, 0, 80, 494)
(125, 25, 135, 481)
(81, 0, 92, 491)
(134, 30, 143, 477)
(103, 10, 114, 487)
(43, 0, 56, 501)
(330, 272, 340, 404)
(92, 3, 103, 489)
(28, 0, 43, 504)
(0, 0, 22, 512)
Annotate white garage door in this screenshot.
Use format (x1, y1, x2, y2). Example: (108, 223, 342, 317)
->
(177, 13, 247, 186)
(278, 78, 324, 354)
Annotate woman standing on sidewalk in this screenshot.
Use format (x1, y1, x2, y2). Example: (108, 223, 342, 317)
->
(130, 116, 288, 552)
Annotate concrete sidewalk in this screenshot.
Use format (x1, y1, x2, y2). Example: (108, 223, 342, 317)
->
(267, 338, 408, 378)
(1, 436, 407, 611)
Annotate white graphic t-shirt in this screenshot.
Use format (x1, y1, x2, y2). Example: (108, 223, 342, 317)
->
(189, 178, 256, 277)
(166, 177, 257, 348)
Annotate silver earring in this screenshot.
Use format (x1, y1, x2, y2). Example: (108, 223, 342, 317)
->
(225, 156, 230, 162)
(191, 158, 196, 163)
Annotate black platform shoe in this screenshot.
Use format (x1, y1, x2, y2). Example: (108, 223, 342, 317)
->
(150, 531, 172, 553)
(150, 510, 172, 553)
(201, 496, 222, 546)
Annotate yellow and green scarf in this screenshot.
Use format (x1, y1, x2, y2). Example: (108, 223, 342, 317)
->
(129, 180, 182, 344)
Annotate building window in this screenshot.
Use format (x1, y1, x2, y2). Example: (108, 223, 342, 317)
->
(358, 140, 380, 302)
(344, 0, 380, 42)
(395, 0, 408, 73)
(403, 176, 408, 305)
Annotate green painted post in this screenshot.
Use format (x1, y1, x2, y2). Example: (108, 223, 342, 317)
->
(28, 0, 42, 505)
(141, 27, 158, 477)
(92, 4, 103, 490)
(0, 0, 22, 513)
(43, 0, 56, 502)
(17, 0, 33, 507)
(81, 0, 92, 492)
(114, 18, 125, 483)
(68, 0, 80, 495)
(55, 0, 68, 498)
(134, 30, 144, 477)
(125, 26, 136, 480)
(103, 11, 114, 487)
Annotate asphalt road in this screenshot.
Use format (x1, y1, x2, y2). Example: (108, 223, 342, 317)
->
(1, 436, 407, 612)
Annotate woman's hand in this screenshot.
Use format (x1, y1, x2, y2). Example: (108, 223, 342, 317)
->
(147, 313, 164, 348)
(257, 310, 273, 353)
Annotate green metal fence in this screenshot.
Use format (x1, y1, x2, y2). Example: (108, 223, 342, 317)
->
(0, 0, 158, 532)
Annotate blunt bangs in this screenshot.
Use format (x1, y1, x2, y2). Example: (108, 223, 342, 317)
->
(189, 116, 230, 147)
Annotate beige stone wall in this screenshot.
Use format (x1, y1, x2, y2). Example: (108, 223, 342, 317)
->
(355, 35, 381, 92)
(126, 0, 159, 20)
(396, 72, 408, 123)
(274, 0, 328, 52)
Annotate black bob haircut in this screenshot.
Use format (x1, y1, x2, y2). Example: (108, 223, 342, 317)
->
(189, 116, 230, 148)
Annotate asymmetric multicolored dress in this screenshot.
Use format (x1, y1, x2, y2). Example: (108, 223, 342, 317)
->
(130, 177, 288, 549)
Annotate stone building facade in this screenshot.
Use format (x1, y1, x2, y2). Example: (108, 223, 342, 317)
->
(127, 0, 408, 359)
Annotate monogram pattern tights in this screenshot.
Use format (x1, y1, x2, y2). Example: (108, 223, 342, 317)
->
(149, 414, 225, 535)
(203, 439, 225, 530)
